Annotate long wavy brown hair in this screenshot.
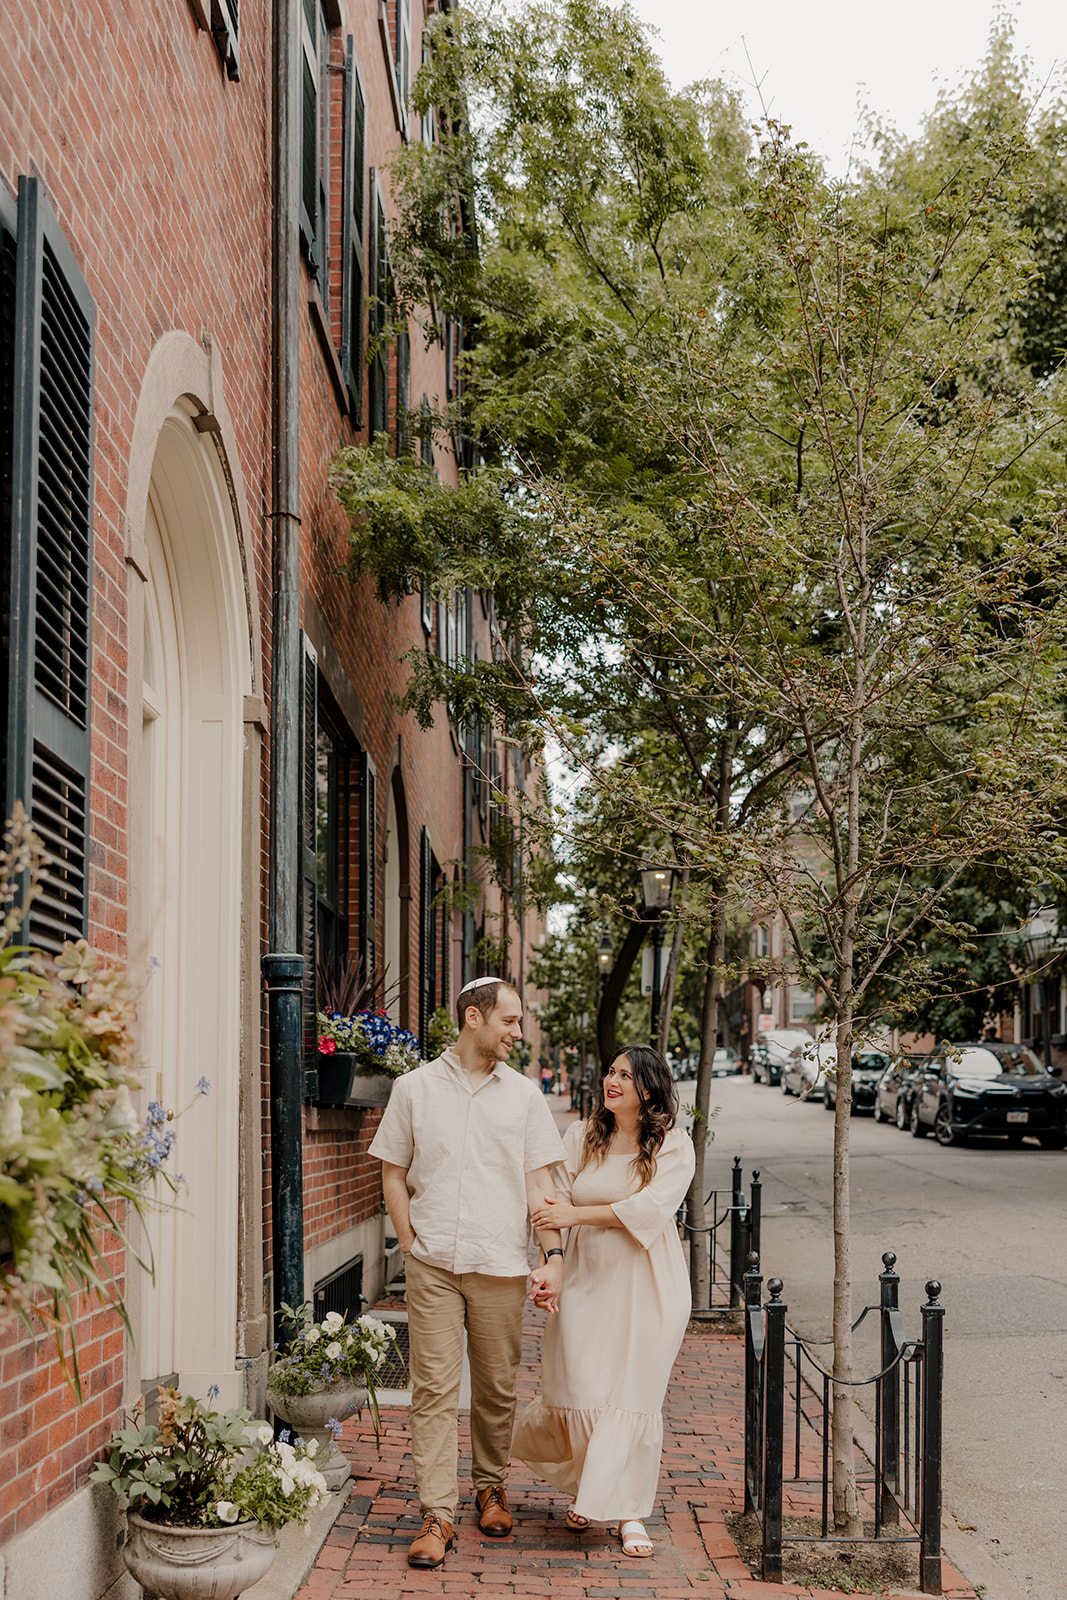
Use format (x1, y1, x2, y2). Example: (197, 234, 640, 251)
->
(582, 1046, 678, 1190)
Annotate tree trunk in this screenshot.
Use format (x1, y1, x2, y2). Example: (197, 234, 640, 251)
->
(830, 1005, 862, 1535)
(830, 493, 871, 1538)
(596, 915, 648, 1068)
(686, 897, 725, 1309)
(656, 868, 689, 1058)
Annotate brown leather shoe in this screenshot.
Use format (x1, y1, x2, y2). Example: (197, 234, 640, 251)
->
(476, 1484, 513, 1537)
(407, 1513, 454, 1567)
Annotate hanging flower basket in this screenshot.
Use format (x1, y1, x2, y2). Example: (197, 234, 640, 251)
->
(315, 1010, 420, 1108)
(313, 1051, 358, 1106)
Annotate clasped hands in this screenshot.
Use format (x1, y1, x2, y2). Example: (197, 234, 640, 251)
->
(528, 1194, 583, 1313)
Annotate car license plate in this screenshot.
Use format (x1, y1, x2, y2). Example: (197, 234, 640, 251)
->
(1006, 1111, 1028, 1124)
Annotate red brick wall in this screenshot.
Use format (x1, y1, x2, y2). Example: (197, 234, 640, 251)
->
(302, 1112, 385, 1252)
(0, 0, 545, 1557)
(0, 1238, 126, 1544)
(1, 0, 275, 1537)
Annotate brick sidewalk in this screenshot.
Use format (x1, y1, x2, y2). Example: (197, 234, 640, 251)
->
(299, 1312, 978, 1600)
(301, 1094, 978, 1599)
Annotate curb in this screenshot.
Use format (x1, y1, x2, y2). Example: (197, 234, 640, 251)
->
(240, 1482, 369, 1600)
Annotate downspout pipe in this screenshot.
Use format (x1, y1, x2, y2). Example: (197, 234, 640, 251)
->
(265, 0, 305, 1330)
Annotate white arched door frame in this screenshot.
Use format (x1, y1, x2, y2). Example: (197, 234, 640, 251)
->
(125, 333, 261, 1408)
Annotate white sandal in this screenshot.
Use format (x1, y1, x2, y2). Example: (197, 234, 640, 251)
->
(618, 1520, 653, 1558)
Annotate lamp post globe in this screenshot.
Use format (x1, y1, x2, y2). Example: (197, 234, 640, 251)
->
(640, 856, 677, 1047)
(1022, 895, 1061, 1074)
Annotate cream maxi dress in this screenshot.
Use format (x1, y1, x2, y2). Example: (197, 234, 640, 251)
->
(512, 1120, 696, 1521)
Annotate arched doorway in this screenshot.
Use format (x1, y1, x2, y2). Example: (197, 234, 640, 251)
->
(133, 400, 249, 1405)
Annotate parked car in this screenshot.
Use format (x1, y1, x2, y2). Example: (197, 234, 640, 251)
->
(909, 1042, 1067, 1148)
(781, 1039, 827, 1099)
(874, 1057, 926, 1128)
(712, 1047, 741, 1077)
(752, 1028, 813, 1086)
(822, 1048, 891, 1114)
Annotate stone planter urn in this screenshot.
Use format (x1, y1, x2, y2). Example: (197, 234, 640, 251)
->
(122, 1513, 275, 1600)
(265, 1381, 367, 1490)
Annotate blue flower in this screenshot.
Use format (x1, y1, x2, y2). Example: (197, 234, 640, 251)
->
(196, 1077, 212, 1096)
(207, 1384, 219, 1401)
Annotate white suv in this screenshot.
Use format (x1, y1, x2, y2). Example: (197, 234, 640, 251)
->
(752, 1027, 813, 1085)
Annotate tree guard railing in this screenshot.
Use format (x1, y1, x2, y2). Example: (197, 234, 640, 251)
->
(679, 1155, 762, 1314)
(743, 1251, 944, 1593)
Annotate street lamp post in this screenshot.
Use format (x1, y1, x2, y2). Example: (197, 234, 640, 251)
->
(640, 860, 676, 1049)
(1022, 896, 1061, 1074)
(594, 929, 615, 1116)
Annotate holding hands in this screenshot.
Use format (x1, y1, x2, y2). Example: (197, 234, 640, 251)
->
(528, 1255, 562, 1313)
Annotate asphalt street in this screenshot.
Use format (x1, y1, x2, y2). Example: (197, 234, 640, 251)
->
(687, 1071, 1067, 1600)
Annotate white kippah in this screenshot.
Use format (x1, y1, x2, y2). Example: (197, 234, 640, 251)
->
(458, 975, 503, 996)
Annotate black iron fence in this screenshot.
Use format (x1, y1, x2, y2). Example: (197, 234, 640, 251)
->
(679, 1156, 762, 1313)
(744, 1251, 945, 1593)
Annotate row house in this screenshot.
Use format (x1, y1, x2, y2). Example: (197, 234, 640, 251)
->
(0, 0, 542, 1594)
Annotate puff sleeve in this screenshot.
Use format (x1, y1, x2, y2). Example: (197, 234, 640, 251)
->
(610, 1128, 695, 1249)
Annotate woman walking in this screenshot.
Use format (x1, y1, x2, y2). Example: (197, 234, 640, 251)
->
(512, 1046, 695, 1559)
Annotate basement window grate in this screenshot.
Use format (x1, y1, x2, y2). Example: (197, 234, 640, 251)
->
(313, 1254, 363, 1323)
(373, 1315, 411, 1390)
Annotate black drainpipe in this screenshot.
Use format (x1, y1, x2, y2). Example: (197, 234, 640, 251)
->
(264, 0, 305, 1332)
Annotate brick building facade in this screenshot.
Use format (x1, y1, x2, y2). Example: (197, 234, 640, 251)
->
(0, 2, 543, 1593)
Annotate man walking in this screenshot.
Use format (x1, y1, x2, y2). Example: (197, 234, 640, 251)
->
(370, 976, 565, 1568)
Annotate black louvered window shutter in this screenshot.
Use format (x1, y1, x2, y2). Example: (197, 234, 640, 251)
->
(300, 0, 321, 271)
(7, 178, 94, 953)
(360, 750, 377, 995)
(340, 36, 366, 425)
(0, 191, 16, 811)
(368, 181, 390, 440)
(210, 0, 240, 79)
(298, 634, 318, 1088)
(418, 826, 433, 1052)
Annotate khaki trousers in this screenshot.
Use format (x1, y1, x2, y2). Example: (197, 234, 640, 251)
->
(404, 1254, 527, 1521)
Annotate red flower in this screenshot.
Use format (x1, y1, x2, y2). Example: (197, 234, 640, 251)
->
(318, 1037, 337, 1055)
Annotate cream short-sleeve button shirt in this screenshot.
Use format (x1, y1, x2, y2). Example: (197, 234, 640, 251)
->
(369, 1048, 565, 1276)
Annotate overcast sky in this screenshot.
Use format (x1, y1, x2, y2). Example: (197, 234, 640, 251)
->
(624, 0, 1064, 175)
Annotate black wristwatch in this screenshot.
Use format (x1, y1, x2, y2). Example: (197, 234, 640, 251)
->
(545, 1248, 564, 1260)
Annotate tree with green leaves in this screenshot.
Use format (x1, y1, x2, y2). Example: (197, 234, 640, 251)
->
(333, 2, 1067, 1532)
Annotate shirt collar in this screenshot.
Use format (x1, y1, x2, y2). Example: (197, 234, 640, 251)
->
(441, 1045, 509, 1084)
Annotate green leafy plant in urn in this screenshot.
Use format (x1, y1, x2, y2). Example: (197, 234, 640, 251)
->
(92, 1386, 327, 1600)
(265, 1302, 397, 1487)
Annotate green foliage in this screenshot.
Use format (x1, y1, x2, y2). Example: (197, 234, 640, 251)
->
(265, 1301, 396, 1400)
(0, 806, 189, 1393)
(426, 1004, 459, 1056)
(90, 1387, 327, 1531)
(335, 2, 1067, 1063)
(528, 928, 598, 1050)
